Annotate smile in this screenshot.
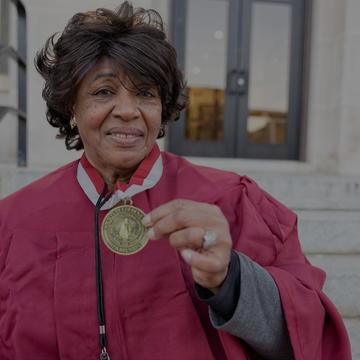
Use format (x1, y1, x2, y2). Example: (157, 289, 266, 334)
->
(106, 127, 144, 146)
(110, 133, 138, 139)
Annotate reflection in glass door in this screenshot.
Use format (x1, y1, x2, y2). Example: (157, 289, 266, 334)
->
(247, 2, 291, 145)
(184, 0, 229, 142)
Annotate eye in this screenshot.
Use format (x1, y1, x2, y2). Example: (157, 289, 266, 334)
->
(137, 88, 156, 98)
(93, 88, 114, 96)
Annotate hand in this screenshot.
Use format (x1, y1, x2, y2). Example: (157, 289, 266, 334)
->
(142, 199, 232, 293)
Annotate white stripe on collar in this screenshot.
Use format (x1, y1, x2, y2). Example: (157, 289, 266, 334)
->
(77, 155, 163, 210)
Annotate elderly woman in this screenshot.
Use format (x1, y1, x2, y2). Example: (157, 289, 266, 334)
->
(0, 2, 351, 360)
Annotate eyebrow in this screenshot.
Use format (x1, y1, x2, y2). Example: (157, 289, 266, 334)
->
(92, 72, 118, 82)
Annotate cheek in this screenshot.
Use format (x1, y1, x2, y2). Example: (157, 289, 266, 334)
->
(76, 98, 92, 114)
(78, 105, 106, 130)
(149, 119, 162, 138)
(147, 107, 163, 134)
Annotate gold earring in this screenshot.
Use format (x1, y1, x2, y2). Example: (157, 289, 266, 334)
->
(157, 124, 165, 138)
(70, 116, 77, 129)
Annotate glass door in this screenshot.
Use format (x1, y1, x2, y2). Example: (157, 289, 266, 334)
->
(236, 0, 305, 159)
(169, 0, 235, 157)
(169, 0, 306, 160)
(248, 2, 291, 146)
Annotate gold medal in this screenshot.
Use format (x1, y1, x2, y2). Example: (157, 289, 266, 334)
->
(101, 204, 149, 255)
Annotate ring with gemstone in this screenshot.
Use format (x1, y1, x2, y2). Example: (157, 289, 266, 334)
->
(202, 230, 218, 249)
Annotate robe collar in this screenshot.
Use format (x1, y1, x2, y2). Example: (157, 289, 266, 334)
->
(77, 144, 163, 210)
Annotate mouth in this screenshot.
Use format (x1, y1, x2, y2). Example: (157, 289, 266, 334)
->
(105, 127, 144, 146)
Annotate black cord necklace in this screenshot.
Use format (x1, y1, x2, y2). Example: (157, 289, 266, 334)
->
(95, 185, 112, 360)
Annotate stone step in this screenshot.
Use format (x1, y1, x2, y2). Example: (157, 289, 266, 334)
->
(0, 165, 49, 199)
(252, 172, 360, 210)
(308, 255, 360, 360)
(298, 210, 360, 254)
(308, 255, 360, 358)
(344, 318, 360, 360)
(308, 254, 360, 318)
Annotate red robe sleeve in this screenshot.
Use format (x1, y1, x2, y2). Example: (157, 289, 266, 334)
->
(216, 176, 352, 360)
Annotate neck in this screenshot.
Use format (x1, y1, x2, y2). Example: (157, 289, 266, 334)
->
(83, 156, 138, 190)
(103, 169, 136, 190)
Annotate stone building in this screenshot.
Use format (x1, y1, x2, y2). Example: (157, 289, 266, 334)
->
(0, 0, 359, 357)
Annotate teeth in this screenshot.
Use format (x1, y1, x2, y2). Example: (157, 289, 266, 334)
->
(111, 133, 136, 139)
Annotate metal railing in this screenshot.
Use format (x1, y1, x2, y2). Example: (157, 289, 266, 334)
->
(0, 0, 27, 166)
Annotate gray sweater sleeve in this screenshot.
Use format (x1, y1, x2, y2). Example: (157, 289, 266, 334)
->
(197, 251, 294, 360)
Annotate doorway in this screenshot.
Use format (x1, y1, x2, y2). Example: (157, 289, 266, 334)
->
(168, 0, 308, 160)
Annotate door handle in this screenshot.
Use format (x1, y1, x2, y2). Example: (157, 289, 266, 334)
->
(226, 69, 248, 95)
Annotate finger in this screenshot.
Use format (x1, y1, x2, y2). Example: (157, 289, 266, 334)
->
(142, 199, 219, 227)
(168, 227, 204, 249)
(147, 208, 222, 240)
(185, 248, 231, 290)
(180, 248, 230, 274)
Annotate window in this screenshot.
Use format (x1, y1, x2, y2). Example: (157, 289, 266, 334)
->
(0, 0, 27, 166)
(169, 0, 309, 160)
(0, 0, 10, 74)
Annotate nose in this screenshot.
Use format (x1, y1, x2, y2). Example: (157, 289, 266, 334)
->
(112, 90, 140, 121)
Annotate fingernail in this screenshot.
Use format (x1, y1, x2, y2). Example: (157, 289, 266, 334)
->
(147, 227, 155, 240)
(142, 214, 151, 226)
(180, 249, 193, 264)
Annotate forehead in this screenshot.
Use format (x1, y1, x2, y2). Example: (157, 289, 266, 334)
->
(79, 57, 158, 90)
(81, 57, 125, 84)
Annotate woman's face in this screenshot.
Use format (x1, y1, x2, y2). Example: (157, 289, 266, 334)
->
(73, 58, 162, 182)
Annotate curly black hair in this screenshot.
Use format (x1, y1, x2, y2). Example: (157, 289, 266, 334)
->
(35, 1, 186, 150)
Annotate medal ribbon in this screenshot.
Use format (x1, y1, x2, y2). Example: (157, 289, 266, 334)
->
(81, 145, 162, 359)
(77, 144, 163, 209)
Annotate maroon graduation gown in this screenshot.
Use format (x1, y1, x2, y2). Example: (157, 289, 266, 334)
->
(0, 151, 351, 359)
